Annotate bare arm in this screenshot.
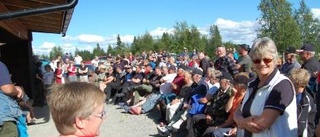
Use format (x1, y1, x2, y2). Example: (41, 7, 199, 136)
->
(225, 96, 235, 113)
(199, 94, 212, 104)
(1, 85, 24, 99)
(234, 106, 281, 133)
(225, 87, 237, 112)
(131, 78, 141, 84)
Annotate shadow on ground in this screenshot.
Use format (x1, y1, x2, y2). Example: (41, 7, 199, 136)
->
(33, 105, 51, 125)
(145, 107, 188, 137)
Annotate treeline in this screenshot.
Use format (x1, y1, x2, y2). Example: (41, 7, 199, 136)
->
(40, 0, 320, 61)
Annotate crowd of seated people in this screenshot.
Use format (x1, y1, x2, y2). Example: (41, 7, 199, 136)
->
(94, 40, 320, 137)
(17, 40, 320, 137)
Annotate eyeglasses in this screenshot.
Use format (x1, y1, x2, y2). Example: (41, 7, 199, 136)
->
(252, 58, 273, 64)
(90, 110, 106, 120)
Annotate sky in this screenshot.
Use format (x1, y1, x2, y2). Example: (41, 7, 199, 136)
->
(32, 0, 320, 55)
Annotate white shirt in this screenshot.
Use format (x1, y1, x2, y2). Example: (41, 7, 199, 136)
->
(207, 83, 220, 95)
(91, 59, 99, 68)
(74, 56, 83, 65)
(160, 73, 177, 94)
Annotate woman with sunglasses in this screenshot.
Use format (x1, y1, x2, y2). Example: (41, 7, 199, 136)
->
(47, 82, 106, 137)
(233, 37, 297, 137)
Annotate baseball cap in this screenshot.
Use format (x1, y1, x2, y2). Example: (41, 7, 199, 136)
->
(238, 44, 250, 51)
(297, 44, 315, 52)
(192, 68, 203, 76)
(285, 46, 296, 54)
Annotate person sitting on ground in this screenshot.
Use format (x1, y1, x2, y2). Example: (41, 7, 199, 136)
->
(157, 66, 185, 123)
(104, 66, 123, 104)
(127, 65, 176, 115)
(157, 70, 198, 136)
(203, 73, 250, 137)
(187, 73, 234, 137)
(47, 82, 106, 137)
(116, 65, 144, 105)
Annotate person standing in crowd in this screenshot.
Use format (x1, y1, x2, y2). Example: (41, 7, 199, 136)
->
(55, 62, 64, 84)
(67, 61, 78, 82)
(289, 68, 316, 137)
(43, 64, 54, 96)
(74, 54, 83, 65)
(214, 46, 239, 80)
(47, 82, 106, 137)
(0, 61, 25, 136)
(235, 44, 252, 73)
(34, 61, 45, 106)
(91, 56, 99, 68)
(280, 46, 301, 76)
(198, 52, 210, 77)
(62, 53, 70, 64)
(297, 44, 320, 94)
(233, 37, 297, 136)
(78, 61, 89, 82)
(128, 52, 135, 63)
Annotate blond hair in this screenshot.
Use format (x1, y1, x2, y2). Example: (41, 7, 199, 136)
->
(249, 37, 279, 65)
(289, 68, 310, 88)
(47, 82, 106, 135)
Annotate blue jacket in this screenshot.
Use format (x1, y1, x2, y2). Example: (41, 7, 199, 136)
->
(0, 90, 22, 125)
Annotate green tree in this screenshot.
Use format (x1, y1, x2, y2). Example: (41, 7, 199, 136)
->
(92, 43, 105, 56)
(206, 25, 222, 56)
(257, 0, 301, 52)
(189, 25, 203, 51)
(130, 36, 139, 54)
(77, 50, 93, 61)
(40, 54, 50, 60)
(295, 0, 320, 51)
(106, 44, 115, 55)
(115, 34, 126, 54)
(49, 46, 63, 59)
(156, 32, 173, 52)
(141, 32, 154, 52)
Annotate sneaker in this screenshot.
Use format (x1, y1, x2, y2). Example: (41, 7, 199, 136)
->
(172, 119, 183, 130)
(157, 125, 170, 136)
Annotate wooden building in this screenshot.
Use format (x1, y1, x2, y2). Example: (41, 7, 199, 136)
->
(0, 0, 77, 98)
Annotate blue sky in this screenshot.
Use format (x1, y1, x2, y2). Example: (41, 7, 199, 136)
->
(32, 0, 320, 55)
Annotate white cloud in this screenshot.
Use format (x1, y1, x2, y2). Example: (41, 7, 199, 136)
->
(311, 8, 320, 20)
(39, 42, 56, 49)
(214, 18, 259, 44)
(33, 42, 56, 55)
(149, 27, 174, 37)
(77, 34, 104, 44)
(120, 35, 135, 43)
(33, 18, 261, 55)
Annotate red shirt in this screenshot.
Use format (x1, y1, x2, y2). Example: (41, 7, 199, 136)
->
(55, 68, 63, 84)
(68, 66, 77, 76)
(171, 75, 185, 95)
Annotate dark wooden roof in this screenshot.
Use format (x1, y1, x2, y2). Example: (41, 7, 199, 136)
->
(0, 0, 75, 39)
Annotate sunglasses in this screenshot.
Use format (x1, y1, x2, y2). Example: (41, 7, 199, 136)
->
(252, 58, 273, 64)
